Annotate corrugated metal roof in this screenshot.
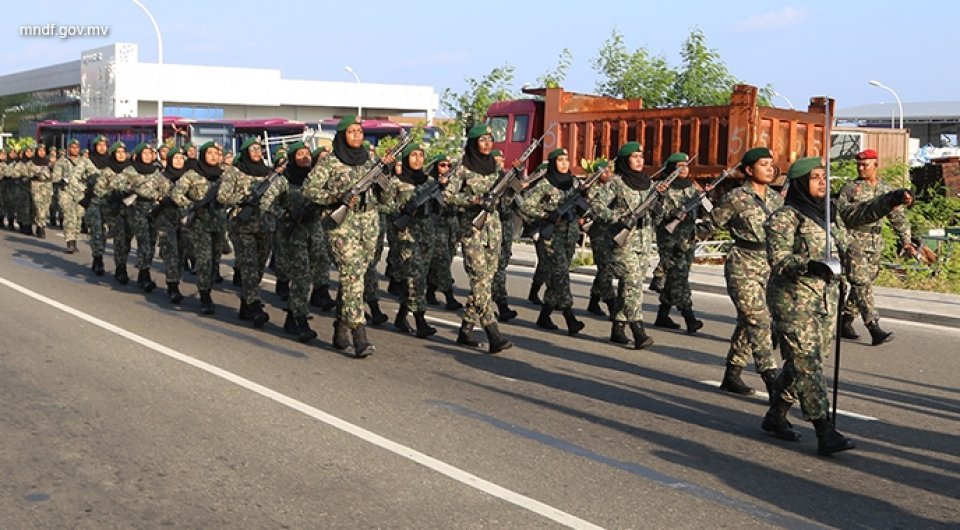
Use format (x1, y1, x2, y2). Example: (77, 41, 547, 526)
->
(837, 102, 960, 121)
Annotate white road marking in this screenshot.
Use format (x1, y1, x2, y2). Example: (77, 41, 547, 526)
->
(0, 275, 603, 530)
(699, 380, 878, 421)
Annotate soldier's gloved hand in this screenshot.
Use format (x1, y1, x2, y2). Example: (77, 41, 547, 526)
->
(889, 188, 914, 208)
(806, 259, 838, 282)
(546, 211, 560, 224)
(402, 200, 417, 216)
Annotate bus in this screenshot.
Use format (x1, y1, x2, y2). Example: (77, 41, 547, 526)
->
(36, 117, 234, 152)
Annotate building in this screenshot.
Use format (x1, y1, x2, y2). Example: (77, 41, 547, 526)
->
(837, 101, 960, 159)
(0, 43, 439, 137)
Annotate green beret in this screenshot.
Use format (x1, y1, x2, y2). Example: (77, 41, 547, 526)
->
(92, 135, 108, 146)
(68, 138, 80, 146)
(313, 146, 329, 157)
(109, 141, 126, 154)
(740, 147, 773, 167)
(666, 152, 688, 164)
(787, 157, 823, 180)
(468, 123, 493, 139)
(618, 141, 642, 157)
(81, 148, 89, 154)
(429, 153, 449, 165)
(402, 142, 424, 159)
(548, 148, 567, 161)
(167, 147, 182, 158)
(535, 162, 548, 172)
(182, 142, 195, 151)
(595, 160, 610, 169)
(133, 142, 153, 156)
(490, 149, 503, 157)
(239, 137, 260, 152)
(287, 141, 307, 155)
(338, 115, 361, 132)
(274, 147, 287, 159)
(198, 141, 216, 154)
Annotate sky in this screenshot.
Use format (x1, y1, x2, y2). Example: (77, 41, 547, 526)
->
(0, 0, 949, 114)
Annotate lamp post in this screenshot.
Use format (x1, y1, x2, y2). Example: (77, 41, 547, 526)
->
(132, 0, 163, 146)
(344, 65, 361, 119)
(772, 90, 795, 110)
(868, 79, 903, 129)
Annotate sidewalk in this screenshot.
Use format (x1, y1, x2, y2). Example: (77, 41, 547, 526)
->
(507, 243, 960, 329)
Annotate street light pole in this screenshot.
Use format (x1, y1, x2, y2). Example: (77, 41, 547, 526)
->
(132, 0, 164, 146)
(868, 79, 903, 129)
(772, 90, 795, 110)
(344, 66, 361, 119)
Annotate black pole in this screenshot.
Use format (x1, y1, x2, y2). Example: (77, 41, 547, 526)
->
(832, 281, 845, 426)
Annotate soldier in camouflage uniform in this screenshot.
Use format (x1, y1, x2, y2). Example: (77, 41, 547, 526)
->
(521, 148, 585, 335)
(302, 116, 391, 358)
(122, 143, 168, 292)
(93, 142, 133, 283)
(153, 147, 189, 303)
(379, 142, 441, 339)
(22, 144, 53, 238)
(591, 142, 665, 349)
(52, 139, 98, 254)
(10, 148, 35, 235)
(654, 153, 704, 334)
(85, 136, 111, 275)
(171, 141, 227, 315)
(696, 147, 784, 396)
(443, 124, 513, 354)
(218, 138, 286, 328)
(0, 150, 14, 230)
(424, 154, 464, 310)
(586, 160, 617, 316)
(491, 148, 520, 322)
(763, 157, 914, 454)
(837, 149, 913, 346)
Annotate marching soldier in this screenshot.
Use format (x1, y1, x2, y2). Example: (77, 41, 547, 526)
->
(154, 147, 189, 303)
(838, 149, 913, 345)
(52, 139, 98, 254)
(585, 160, 617, 316)
(22, 144, 53, 238)
(491, 148, 519, 322)
(444, 124, 513, 354)
(85, 136, 111, 275)
(123, 143, 167, 292)
(93, 142, 133, 283)
(424, 154, 464, 310)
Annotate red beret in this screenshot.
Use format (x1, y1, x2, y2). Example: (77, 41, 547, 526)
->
(856, 149, 878, 161)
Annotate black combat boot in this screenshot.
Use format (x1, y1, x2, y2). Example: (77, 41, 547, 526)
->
(199, 290, 215, 315)
(586, 295, 606, 316)
(19, 223, 33, 235)
(137, 268, 156, 293)
(167, 282, 183, 303)
(536, 305, 558, 330)
(351, 324, 374, 358)
(648, 274, 665, 293)
(610, 321, 630, 344)
(332, 320, 351, 350)
(275, 280, 290, 301)
(309, 285, 337, 311)
(840, 313, 860, 340)
(250, 301, 269, 328)
(456, 323, 480, 348)
(761, 396, 802, 442)
(92, 255, 105, 276)
(484, 323, 513, 354)
(760, 369, 779, 403)
(496, 300, 518, 322)
(394, 304, 413, 333)
(367, 300, 388, 326)
(527, 282, 543, 306)
(35, 226, 46, 239)
(813, 413, 856, 455)
(414, 311, 437, 339)
(654, 303, 681, 329)
(628, 321, 654, 350)
(232, 268, 242, 286)
(719, 363, 755, 396)
(443, 289, 463, 310)
(562, 308, 585, 336)
(425, 288, 439, 305)
(680, 305, 703, 334)
(65, 240, 78, 254)
(866, 320, 893, 346)
(115, 264, 129, 285)
(284, 313, 316, 343)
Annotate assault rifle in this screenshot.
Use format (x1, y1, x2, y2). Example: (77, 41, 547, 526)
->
(663, 165, 735, 234)
(531, 164, 608, 241)
(233, 157, 288, 223)
(149, 196, 177, 219)
(326, 134, 414, 226)
(472, 122, 558, 230)
(393, 163, 456, 230)
(180, 180, 223, 227)
(612, 154, 698, 247)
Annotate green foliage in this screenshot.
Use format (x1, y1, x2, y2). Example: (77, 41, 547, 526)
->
(579, 157, 609, 173)
(5, 137, 36, 151)
(672, 29, 739, 107)
(440, 64, 517, 135)
(537, 48, 573, 89)
(424, 121, 464, 162)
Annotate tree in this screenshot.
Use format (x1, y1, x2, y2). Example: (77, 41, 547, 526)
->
(440, 64, 517, 134)
(537, 48, 573, 89)
(671, 28, 740, 106)
(591, 29, 675, 106)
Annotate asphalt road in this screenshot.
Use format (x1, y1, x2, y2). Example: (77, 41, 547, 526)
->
(1, 229, 958, 529)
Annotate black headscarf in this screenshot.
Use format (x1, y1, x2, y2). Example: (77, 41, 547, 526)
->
(615, 154, 650, 191)
(234, 145, 272, 177)
(398, 150, 427, 186)
(545, 156, 573, 191)
(163, 153, 188, 182)
(286, 148, 314, 187)
(666, 161, 693, 189)
(785, 174, 830, 230)
(462, 136, 497, 175)
(108, 151, 131, 174)
(133, 150, 159, 175)
(90, 142, 110, 170)
(196, 144, 224, 182)
(31, 149, 47, 166)
(332, 130, 369, 167)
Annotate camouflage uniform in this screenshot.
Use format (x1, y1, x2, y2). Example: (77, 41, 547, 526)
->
(0, 157, 13, 227)
(52, 155, 98, 244)
(655, 184, 700, 309)
(699, 182, 783, 374)
(302, 155, 382, 328)
(153, 180, 183, 285)
(22, 159, 53, 234)
(492, 192, 520, 305)
(11, 160, 34, 231)
(380, 176, 440, 313)
(171, 171, 227, 293)
(837, 178, 911, 326)
(520, 178, 579, 311)
(94, 167, 131, 270)
(121, 165, 167, 273)
(587, 181, 617, 303)
(363, 213, 387, 305)
(426, 192, 458, 294)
